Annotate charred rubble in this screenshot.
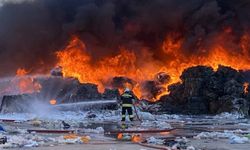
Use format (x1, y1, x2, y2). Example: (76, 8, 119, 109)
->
(0, 77, 120, 113)
(1, 65, 250, 115)
(140, 72, 171, 100)
(158, 65, 250, 115)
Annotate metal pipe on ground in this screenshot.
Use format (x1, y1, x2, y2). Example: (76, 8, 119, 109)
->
(27, 129, 75, 134)
(105, 129, 175, 134)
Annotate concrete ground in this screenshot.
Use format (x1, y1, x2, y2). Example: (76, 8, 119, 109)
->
(190, 139, 250, 150)
(4, 137, 250, 150)
(2, 113, 250, 150)
(12, 140, 250, 150)
(13, 143, 155, 150)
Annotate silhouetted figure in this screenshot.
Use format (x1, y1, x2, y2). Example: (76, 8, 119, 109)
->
(62, 121, 70, 129)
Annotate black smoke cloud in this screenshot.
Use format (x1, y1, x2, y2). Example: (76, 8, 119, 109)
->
(0, 0, 249, 76)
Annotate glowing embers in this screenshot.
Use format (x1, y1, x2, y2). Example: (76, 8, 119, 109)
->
(243, 82, 249, 94)
(131, 134, 142, 143)
(16, 68, 29, 76)
(49, 99, 57, 105)
(117, 133, 123, 140)
(117, 133, 142, 143)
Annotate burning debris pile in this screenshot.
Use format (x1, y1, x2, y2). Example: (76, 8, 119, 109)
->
(1, 65, 250, 115)
(159, 65, 250, 115)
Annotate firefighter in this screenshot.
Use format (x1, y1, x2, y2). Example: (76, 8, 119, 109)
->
(120, 88, 136, 122)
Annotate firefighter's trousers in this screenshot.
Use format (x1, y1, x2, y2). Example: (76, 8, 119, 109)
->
(121, 106, 133, 121)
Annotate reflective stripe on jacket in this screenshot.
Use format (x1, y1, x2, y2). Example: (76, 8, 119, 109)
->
(122, 104, 133, 107)
(121, 92, 134, 106)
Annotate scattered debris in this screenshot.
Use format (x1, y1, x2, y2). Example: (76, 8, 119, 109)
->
(0, 109, 249, 149)
(214, 112, 245, 119)
(0, 136, 7, 144)
(62, 134, 91, 143)
(194, 131, 235, 139)
(171, 137, 189, 149)
(229, 135, 249, 144)
(0, 124, 5, 132)
(85, 111, 97, 119)
(62, 121, 71, 129)
(131, 134, 142, 143)
(81, 127, 104, 134)
(30, 119, 42, 127)
(146, 136, 164, 145)
(195, 131, 250, 144)
(141, 120, 172, 129)
(80, 136, 91, 143)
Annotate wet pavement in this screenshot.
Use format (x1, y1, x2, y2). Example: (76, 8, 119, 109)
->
(0, 112, 250, 149)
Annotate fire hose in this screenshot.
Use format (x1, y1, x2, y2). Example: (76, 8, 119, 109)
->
(133, 104, 142, 122)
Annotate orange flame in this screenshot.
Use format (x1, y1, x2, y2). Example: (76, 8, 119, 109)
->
(16, 68, 28, 76)
(56, 36, 161, 97)
(158, 32, 250, 97)
(244, 82, 249, 94)
(49, 99, 57, 105)
(131, 134, 142, 143)
(117, 133, 123, 140)
(14, 68, 41, 94)
(56, 32, 250, 101)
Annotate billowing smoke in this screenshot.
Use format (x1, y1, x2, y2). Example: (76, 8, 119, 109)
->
(108, 76, 136, 90)
(0, 0, 250, 76)
(0, 0, 35, 7)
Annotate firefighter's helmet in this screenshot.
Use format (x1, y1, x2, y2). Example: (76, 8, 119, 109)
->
(124, 88, 130, 92)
